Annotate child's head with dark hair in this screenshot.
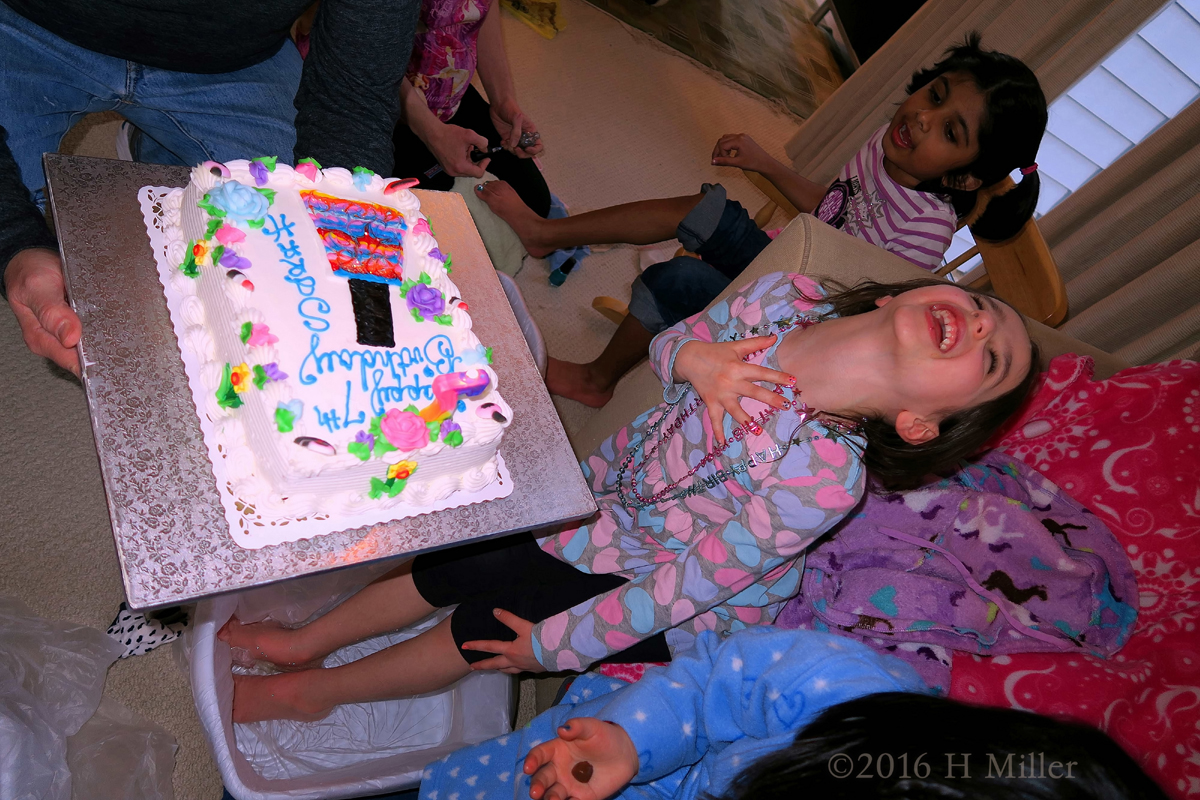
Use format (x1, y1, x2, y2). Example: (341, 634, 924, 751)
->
(884, 33, 1047, 242)
(714, 692, 1166, 800)
(808, 277, 1040, 490)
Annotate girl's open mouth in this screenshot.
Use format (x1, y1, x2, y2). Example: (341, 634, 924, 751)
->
(929, 305, 962, 352)
(891, 122, 914, 150)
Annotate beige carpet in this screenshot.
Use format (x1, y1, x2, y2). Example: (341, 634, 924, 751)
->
(0, 2, 803, 797)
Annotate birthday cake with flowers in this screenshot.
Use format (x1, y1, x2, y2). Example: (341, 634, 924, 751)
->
(141, 157, 512, 545)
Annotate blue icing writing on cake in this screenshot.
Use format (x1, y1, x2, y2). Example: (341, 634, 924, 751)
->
(162, 158, 511, 526)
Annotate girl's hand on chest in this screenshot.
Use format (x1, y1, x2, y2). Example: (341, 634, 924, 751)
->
(674, 337, 794, 440)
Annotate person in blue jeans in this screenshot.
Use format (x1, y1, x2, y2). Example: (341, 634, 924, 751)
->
(0, 0, 420, 376)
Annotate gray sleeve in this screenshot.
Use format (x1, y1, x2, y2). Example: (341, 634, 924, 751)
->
(293, 0, 420, 176)
(0, 125, 58, 299)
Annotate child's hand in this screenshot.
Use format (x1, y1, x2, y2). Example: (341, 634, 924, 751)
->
(461, 609, 547, 674)
(524, 718, 639, 800)
(673, 337, 792, 441)
(711, 133, 776, 174)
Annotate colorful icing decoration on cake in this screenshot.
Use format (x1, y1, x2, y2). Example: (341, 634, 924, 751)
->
(156, 156, 512, 527)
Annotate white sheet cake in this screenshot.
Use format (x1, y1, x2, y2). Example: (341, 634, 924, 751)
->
(146, 157, 512, 543)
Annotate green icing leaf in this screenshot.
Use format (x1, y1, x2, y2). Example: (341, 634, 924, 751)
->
(443, 254, 452, 273)
(197, 194, 225, 218)
(255, 187, 277, 204)
(298, 157, 322, 169)
(252, 364, 268, 389)
(274, 406, 296, 432)
(484, 346, 493, 365)
(205, 218, 222, 238)
(398, 278, 416, 297)
(368, 476, 386, 499)
(254, 156, 278, 172)
(410, 307, 424, 323)
(404, 405, 419, 414)
(387, 477, 407, 497)
(239, 321, 253, 343)
(433, 314, 453, 326)
(352, 166, 375, 177)
(444, 430, 463, 448)
(247, 217, 265, 230)
(426, 420, 441, 439)
(367, 416, 397, 456)
(179, 249, 199, 279)
(418, 272, 432, 285)
(347, 441, 371, 461)
(217, 364, 243, 410)
(210, 244, 225, 266)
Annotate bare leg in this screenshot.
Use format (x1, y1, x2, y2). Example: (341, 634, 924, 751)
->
(219, 560, 437, 669)
(546, 314, 656, 407)
(231, 615, 471, 723)
(476, 181, 703, 258)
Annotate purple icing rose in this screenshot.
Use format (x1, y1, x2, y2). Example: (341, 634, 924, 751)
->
(249, 160, 269, 186)
(439, 420, 461, 437)
(428, 247, 447, 262)
(354, 430, 375, 450)
(220, 251, 252, 271)
(407, 283, 445, 318)
(263, 363, 288, 381)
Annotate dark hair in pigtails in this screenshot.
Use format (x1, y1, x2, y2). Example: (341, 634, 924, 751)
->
(908, 33, 1047, 242)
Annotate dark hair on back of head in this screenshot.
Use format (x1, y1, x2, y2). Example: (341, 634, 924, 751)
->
(808, 278, 1040, 491)
(907, 32, 1047, 242)
(710, 692, 1168, 800)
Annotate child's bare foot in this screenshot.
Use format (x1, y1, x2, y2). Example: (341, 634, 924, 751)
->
(546, 357, 615, 408)
(475, 181, 558, 258)
(218, 617, 324, 671)
(231, 671, 334, 723)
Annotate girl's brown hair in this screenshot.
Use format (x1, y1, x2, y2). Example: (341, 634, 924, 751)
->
(807, 277, 1040, 490)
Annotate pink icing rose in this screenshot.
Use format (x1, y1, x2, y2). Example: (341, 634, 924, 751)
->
(215, 225, 246, 245)
(379, 409, 430, 451)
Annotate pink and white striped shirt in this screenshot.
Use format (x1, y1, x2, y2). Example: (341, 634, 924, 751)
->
(812, 124, 957, 271)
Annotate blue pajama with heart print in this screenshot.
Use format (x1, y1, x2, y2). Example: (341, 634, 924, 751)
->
(417, 627, 926, 800)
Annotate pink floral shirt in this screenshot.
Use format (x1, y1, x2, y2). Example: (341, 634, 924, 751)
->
(407, 0, 492, 121)
(530, 273, 868, 672)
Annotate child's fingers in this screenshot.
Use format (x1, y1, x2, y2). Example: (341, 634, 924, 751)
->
(732, 334, 778, 356)
(528, 762, 559, 800)
(557, 719, 593, 741)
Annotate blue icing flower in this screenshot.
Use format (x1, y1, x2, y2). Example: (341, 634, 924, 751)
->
(771, 488, 827, 530)
(722, 521, 762, 567)
(206, 180, 269, 222)
(623, 587, 655, 633)
(352, 167, 374, 191)
(460, 344, 490, 367)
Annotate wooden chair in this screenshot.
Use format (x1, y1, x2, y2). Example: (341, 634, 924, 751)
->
(592, 171, 1069, 328)
(934, 219, 1068, 327)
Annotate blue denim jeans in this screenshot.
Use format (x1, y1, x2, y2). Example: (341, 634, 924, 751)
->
(627, 183, 773, 334)
(0, 1, 302, 208)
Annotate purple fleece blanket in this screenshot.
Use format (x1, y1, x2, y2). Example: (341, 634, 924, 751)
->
(774, 451, 1138, 692)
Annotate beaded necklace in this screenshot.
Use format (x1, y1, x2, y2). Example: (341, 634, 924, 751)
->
(615, 313, 863, 510)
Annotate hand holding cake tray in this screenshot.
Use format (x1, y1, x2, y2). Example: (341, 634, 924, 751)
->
(140, 157, 515, 548)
